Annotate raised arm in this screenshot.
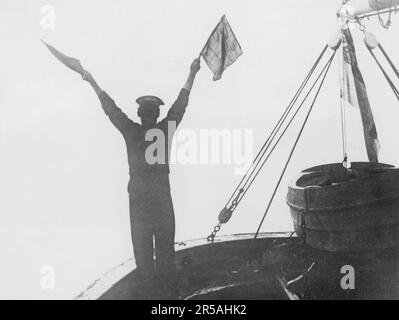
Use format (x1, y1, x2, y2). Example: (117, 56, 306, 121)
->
(83, 71, 136, 135)
(162, 58, 201, 126)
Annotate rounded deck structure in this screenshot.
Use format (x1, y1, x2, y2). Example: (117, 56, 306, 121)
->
(287, 162, 399, 252)
(77, 232, 399, 300)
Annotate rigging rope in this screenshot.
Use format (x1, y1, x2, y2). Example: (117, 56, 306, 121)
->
(254, 51, 336, 239)
(206, 45, 329, 242)
(378, 43, 399, 82)
(337, 44, 348, 165)
(225, 45, 328, 206)
(237, 53, 337, 204)
(367, 45, 399, 102)
(237, 57, 325, 196)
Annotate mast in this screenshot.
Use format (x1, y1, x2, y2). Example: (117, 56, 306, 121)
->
(336, 0, 397, 166)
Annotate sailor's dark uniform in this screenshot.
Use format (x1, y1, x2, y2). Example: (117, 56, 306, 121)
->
(98, 88, 190, 276)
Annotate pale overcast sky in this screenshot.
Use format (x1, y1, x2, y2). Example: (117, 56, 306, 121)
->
(1, 0, 399, 299)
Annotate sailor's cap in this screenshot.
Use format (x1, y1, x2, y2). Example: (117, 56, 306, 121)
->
(136, 95, 165, 107)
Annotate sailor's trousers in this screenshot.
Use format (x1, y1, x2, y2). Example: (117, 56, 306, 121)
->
(128, 176, 175, 277)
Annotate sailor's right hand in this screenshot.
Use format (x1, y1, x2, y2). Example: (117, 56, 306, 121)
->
(190, 58, 201, 75)
(82, 70, 94, 83)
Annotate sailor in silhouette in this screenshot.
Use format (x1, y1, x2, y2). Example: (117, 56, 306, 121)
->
(82, 58, 201, 278)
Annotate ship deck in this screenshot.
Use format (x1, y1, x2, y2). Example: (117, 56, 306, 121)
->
(76, 232, 399, 300)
